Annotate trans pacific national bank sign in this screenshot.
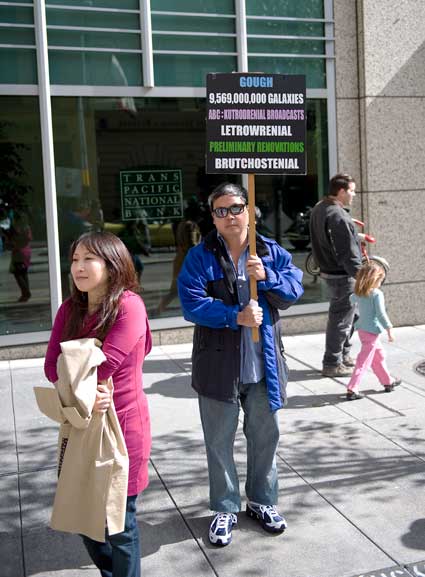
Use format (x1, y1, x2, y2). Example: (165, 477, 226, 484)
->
(120, 168, 183, 222)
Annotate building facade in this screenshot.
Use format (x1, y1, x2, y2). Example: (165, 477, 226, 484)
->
(0, 0, 423, 348)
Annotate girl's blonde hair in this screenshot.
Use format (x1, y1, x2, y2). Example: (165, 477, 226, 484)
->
(354, 261, 386, 297)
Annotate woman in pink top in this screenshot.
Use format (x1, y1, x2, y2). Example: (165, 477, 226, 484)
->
(45, 231, 152, 577)
(4, 212, 32, 302)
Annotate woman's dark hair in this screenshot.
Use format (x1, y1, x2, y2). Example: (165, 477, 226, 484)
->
(62, 231, 139, 341)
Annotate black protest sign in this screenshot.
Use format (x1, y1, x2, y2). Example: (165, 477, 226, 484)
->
(206, 73, 306, 175)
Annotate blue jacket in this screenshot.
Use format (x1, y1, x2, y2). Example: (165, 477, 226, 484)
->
(177, 230, 304, 412)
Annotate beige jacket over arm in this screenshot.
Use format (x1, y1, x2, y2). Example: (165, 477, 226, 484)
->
(34, 338, 129, 542)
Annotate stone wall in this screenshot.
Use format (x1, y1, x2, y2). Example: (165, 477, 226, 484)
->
(334, 0, 425, 325)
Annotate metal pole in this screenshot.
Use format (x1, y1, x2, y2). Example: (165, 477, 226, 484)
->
(140, 0, 154, 87)
(235, 0, 248, 72)
(324, 0, 337, 177)
(34, 0, 62, 317)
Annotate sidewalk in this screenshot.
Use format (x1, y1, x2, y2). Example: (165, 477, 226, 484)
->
(1, 326, 425, 577)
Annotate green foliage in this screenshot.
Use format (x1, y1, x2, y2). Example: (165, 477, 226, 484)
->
(0, 121, 32, 212)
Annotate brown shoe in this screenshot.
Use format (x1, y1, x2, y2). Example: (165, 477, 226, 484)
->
(322, 364, 353, 377)
(343, 356, 356, 367)
(17, 293, 31, 303)
(346, 390, 363, 401)
(384, 379, 402, 392)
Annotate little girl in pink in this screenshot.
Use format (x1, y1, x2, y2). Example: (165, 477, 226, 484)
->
(346, 261, 401, 400)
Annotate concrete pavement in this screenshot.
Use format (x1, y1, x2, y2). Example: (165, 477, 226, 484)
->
(1, 325, 425, 577)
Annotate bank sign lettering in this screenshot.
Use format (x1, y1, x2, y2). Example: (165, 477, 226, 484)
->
(120, 169, 183, 222)
(206, 73, 306, 175)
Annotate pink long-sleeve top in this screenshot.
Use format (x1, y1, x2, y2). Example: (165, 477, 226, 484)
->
(44, 290, 152, 496)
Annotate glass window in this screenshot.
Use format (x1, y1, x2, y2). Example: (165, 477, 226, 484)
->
(46, 0, 139, 8)
(248, 38, 324, 56)
(47, 29, 141, 51)
(246, 0, 324, 19)
(0, 5, 34, 25)
(246, 1, 326, 89)
(153, 35, 235, 53)
(0, 49, 38, 84)
(0, 4, 37, 85)
(0, 27, 35, 46)
(45, 7, 139, 29)
(0, 97, 51, 336)
(151, 4, 236, 88)
(152, 14, 235, 34)
(154, 54, 236, 86)
(247, 19, 324, 37)
(254, 99, 329, 304)
(45, 4, 142, 86)
(247, 57, 326, 89)
(49, 52, 142, 86)
(151, 0, 235, 13)
(52, 96, 328, 317)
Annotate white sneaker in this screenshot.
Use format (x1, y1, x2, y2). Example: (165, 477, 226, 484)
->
(208, 512, 237, 546)
(246, 502, 287, 533)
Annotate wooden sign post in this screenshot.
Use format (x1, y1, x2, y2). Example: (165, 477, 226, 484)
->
(248, 173, 259, 342)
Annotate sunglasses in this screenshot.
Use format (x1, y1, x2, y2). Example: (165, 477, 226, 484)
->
(212, 204, 246, 218)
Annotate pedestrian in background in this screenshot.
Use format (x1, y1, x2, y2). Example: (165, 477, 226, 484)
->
(119, 218, 151, 284)
(3, 211, 32, 302)
(157, 205, 201, 315)
(178, 182, 304, 547)
(309, 173, 362, 377)
(45, 231, 152, 577)
(346, 261, 401, 400)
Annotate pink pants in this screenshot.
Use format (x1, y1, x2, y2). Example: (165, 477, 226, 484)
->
(347, 330, 392, 392)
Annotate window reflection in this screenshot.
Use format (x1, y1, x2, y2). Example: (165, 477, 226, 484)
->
(52, 96, 329, 319)
(0, 97, 51, 336)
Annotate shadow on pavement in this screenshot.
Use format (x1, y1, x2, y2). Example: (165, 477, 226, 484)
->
(286, 388, 407, 409)
(401, 518, 425, 551)
(286, 392, 347, 408)
(143, 358, 191, 374)
(145, 374, 196, 399)
(22, 528, 93, 576)
(289, 368, 322, 381)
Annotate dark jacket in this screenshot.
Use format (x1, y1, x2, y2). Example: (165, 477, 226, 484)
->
(309, 197, 362, 277)
(177, 230, 304, 412)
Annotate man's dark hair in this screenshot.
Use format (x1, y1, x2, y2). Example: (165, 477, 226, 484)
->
(328, 173, 355, 196)
(208, 182, 248, 210)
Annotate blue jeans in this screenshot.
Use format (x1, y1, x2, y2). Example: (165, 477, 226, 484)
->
(198, 380, 280, 513)
(323, 276, 356, 367)
(81, 495, 141, 577)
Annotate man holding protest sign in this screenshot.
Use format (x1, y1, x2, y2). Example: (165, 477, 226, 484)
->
(177, 182, 303, 546)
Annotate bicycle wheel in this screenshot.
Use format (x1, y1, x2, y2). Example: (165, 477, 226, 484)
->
(305, 252, 320, 277)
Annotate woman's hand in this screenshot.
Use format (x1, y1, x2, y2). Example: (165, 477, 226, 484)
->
(93, 382, 112, 413)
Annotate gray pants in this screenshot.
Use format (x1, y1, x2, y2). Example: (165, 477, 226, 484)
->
(198, 380, 279, 513)
(323, 276, 356, 367)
